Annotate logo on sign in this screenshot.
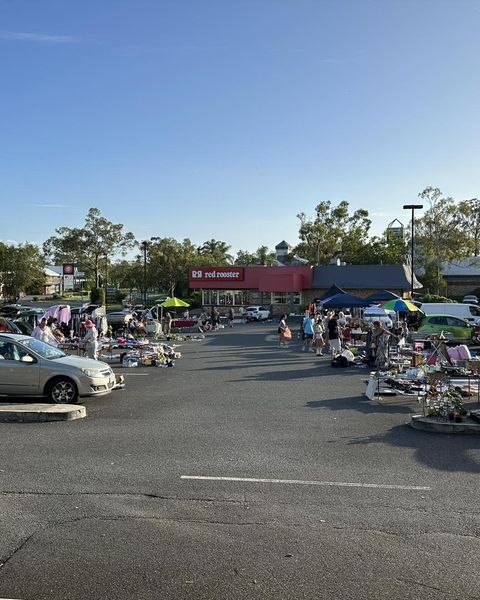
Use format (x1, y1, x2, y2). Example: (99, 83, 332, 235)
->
(192, 270, 203, 278)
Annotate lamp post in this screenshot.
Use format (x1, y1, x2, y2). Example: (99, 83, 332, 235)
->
(403, 204, 423, 297)
(142, 240, 148, 308)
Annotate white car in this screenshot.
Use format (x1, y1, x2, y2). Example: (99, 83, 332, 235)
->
(362, 307, 396, 329)
(244, 306, 271, 321)
(462, 295, 478, 304)
(0, 333, 116, 403)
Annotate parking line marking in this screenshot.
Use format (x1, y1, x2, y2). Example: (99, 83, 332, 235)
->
(181, 475, 431, 491)
(113, 373, 149, 376)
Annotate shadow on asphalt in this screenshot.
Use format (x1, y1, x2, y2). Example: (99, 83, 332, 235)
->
(305, 395, 412, 414)
(345, 423, 480, 474)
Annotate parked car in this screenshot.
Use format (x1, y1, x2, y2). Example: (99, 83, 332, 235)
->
(416, 314, 474, 342)
(462, 295, 478, 304)
(420, 302, 480, 325)
(362, 306, 396, 329)
(0, 333, 116, 403)
(244, 306, 271, 321)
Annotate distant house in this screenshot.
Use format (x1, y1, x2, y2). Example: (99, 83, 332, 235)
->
(44, 268, 61, 295)
(435, 258, 480, 298)
(274, 240, 308, 266)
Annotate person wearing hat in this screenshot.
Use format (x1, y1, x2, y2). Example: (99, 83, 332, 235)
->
(82, 319, 99, 360)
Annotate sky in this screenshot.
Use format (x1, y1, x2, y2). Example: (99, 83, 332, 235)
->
(1, 0, 479, 257)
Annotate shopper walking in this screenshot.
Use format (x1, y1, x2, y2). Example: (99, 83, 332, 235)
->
(327, 312, 341, 358)
(278, 314, 290, 347)
(228, 306, 235, 328)
(313, 315, 325, 356)
(302, 311, 315, 352)
(83, 319, 99, 360)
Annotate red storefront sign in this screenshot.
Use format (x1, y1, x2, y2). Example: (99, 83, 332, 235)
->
(189, 267, 244, 282)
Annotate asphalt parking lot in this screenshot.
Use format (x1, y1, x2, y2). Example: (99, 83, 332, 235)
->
(0, 323, 479, 599)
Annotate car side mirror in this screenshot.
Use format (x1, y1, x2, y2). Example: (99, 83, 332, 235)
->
(20, 355, 36, 364)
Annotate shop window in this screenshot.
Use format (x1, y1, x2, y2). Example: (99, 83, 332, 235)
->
(202, 290, 217, 305)
(273, 292, 288, 304)
(234, 291, 248, 305)
(218, 291, 234, 306)
(272, 292, 301, 304)
(249, 291, 261, 304)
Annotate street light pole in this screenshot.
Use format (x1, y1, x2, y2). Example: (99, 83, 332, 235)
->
(403, 204, 423, 297)
(142, 240, 148, 307)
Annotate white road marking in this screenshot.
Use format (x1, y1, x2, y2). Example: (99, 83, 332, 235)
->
(113, 373, 149, 376)
(181, 475, 431, 491)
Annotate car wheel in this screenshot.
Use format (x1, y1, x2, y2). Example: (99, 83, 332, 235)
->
(46, 378, 79, 404)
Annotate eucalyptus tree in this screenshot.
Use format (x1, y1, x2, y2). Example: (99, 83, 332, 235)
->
(43, 208, 136, 287)
(295, 201, 371, 265)
(414, 187, 469, 294)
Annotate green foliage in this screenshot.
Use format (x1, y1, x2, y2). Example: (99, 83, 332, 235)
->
(294, 201, 372, 265)
(420, 293, 453, 303)
(43, 208, 136, 287)
(414, 187, 470, 294)
(235, 246, 276, 265)
(90, 287, 105, 305)
(0, 242, 45, 300)
(198, 239, 233, 264)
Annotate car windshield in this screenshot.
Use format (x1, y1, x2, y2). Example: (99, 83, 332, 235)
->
(19, 338, 66, 360)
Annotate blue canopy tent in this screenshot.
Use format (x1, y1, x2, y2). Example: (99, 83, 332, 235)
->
(322, 292, 371, 309)
(365, 290, 401, 303)
(316, 284, 347, 302)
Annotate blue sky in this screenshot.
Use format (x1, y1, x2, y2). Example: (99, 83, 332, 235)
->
(1, 0, 479, 256)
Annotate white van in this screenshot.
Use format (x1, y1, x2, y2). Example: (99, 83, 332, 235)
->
(420, 303, 480, 325)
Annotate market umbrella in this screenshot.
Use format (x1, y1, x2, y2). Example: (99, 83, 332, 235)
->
(383, 298, 420, 312)
(159, 297, 190, 308)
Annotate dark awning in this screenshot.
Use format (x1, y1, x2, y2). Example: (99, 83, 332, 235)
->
(322, 293, 371, 309)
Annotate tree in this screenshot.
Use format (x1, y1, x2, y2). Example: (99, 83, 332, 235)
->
(294, 201, 371, 265)
(415, 187, 469, 294)
(147, 237, 200, 297)
(0, 243, 45, 300)
(109, 259, 144, 292)
(255, 246, 277, 266)
(456, 198, 480, 256)
(234, 250, 257, 265)
(198, 239, 233, 264)
(43, 208, 136, 286)
(234, 247, 277, 266)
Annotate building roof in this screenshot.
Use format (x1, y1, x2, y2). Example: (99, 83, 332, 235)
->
(441, 258, 480, 277)
(275, 240, 290, 249)
(312, 264, 421, 290)
(44, 267, 61, 278)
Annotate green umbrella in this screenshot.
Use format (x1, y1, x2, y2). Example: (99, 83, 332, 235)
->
(159, 297, 190, 308)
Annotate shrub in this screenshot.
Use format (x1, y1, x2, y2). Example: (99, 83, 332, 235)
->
(90, 287, 106, 305)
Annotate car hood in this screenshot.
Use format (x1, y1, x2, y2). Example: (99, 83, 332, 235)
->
(51, 355, 111, 370)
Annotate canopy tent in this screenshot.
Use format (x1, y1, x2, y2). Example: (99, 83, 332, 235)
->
(365, 290, 401, 303)
(317, 284, 347, 302)
(322, 293, 371, 309)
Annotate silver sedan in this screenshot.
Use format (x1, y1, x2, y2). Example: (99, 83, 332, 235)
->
(0, 333, 116, 403)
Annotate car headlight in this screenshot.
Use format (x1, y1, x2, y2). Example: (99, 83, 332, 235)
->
(81, 368, 104, 378)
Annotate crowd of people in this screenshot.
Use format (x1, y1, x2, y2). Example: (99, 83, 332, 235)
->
(278, 306, 408, 368)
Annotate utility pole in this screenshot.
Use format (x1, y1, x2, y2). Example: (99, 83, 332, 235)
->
(403, 204, 423, 297)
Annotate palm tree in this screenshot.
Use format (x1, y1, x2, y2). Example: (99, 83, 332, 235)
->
(199, 239, 233, 264)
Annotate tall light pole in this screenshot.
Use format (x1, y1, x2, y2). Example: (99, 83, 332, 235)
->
(142, 240, 148, 307)
(403, 204, 423, 297)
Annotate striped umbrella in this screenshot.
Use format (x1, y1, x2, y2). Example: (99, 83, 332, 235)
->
(383, 298, 420, 312)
